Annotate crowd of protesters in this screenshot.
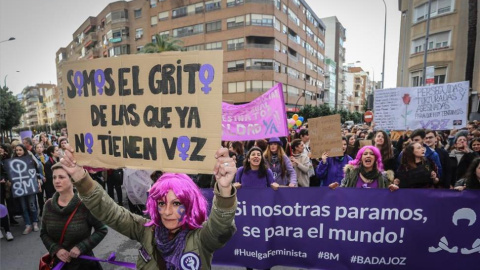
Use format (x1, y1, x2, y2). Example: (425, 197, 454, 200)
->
(2, 121, 480, 268)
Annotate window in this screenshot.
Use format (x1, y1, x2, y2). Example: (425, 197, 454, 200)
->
(411, 31, 451, 54)
(274, 40, 280, 52)
(110, 9, 128, 23)
(246, 59, 274, 70)
(135, 28, 143, 39)
(206, 41, 222, 50)
(247, 14, 274, 27)
(109, 45, 130, 56)
(286, 85, 299, 95)
(227, 0, 243, 7)
(159, 30, 169, 38)
(205, 0, 221, 12)
(227, 38, 244, 51)
(107, 27, 129, 40)
(172, 7, 187, 19)
(150, 0, 156, 8)
(173, 24, 203, 37)
(414, 0, 453, 23)
(287, 8, 300, 26)
(158, 11, 168, 21)
(227, 16, 245, 29)
(134, 9, 142, 19)
(136, 46, 144, 52)
(246, 81, 274, 92)
(206, 20, 221, 32)
(227, 60, 245, 72)
(228, 82, 245, 93)
(410, 70, 424, 87)
(151, 16, 158, 26)
(185, 44, 204, 51)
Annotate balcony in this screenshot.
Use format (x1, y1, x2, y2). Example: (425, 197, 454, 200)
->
(85, 48, 100, 59)
(84, 32, 97, 48)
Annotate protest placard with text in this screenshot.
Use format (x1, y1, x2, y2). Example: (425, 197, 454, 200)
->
(61, 51, 222, 173)
(309, 114, 343, 158)
(5, 156, 40, 198)
(374, 81, 469, 131)
(222, 83, 288, 141)
(203, 188, 480, 269)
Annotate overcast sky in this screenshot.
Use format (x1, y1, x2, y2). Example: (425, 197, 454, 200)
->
(0, 0, 400, 95)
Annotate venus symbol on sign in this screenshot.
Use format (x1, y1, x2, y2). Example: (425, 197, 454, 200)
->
(177, 136, 191, 161)
(74, 71, 84, 96)
(199, 64, 214, 94)
(94, 69, 106, 95)
(85, 133, 94, 154)
(10, 159, 31, 183)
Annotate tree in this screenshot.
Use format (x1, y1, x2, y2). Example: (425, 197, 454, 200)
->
(140, 34, 183, 54)
(0, 86, 25, 141)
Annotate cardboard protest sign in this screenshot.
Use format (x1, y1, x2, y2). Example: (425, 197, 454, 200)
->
(222, 83, 288, 141)
(374, 81, 469, 131)
(124, 168, 153, 205)
(61, 51, 222, 174)
(5, 156, 39, 198)
(308, 114, 343, 158)
(359, 139, 373, 147)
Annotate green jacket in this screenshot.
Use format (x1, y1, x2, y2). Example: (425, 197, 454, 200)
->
(340, 164, 394, 188)
(73, 171, 237, 270)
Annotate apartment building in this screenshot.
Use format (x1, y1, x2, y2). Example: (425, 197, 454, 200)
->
(324, 57, 336, 108)
(56, 0, 327, 111)
(345, 67, 370, 113)
(321, 16, 347, 110)
(397, 0, 480, 118)
(20, 84, 57, 128)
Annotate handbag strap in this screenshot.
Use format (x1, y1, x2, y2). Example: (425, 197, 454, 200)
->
(59, 201, 82, 245)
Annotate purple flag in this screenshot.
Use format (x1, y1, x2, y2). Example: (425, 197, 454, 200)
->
(203, 188, 480, 269)
(222, 83, 288, 141)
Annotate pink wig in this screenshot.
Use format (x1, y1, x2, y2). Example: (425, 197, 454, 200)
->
(144, 173, 208, 230)
(349, 145, 384, 172)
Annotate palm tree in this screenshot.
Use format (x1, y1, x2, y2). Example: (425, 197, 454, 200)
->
(140, 34, 183, 54)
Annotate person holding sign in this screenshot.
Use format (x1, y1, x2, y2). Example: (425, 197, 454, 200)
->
(12, 144, 41, 234)
(264, 137, 297, 187)
(234, 147, 279, 190)
(316, 137, 353, 187)
(59, 144, 237, 269)
(40, 163, 107, 269)
(329, 146, 398, 191)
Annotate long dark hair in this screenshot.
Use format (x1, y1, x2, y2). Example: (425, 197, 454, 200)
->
(13, 144, 28, 157)
(45, 146, 58, 161)
(244, 147, 268, 177)
(464, 157, 480, 189)
(374, 130, 393, 160)
(401, 142, 425, 170)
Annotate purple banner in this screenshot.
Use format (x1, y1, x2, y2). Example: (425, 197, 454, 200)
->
(203, 188, 480, 269)
(222, 83, 288, 141)
(20, 130, 33, 140)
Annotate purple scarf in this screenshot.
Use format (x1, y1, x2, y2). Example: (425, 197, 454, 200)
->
(155, 225, 190, 269)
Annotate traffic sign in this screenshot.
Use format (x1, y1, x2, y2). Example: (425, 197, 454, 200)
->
(364, 111, 373, 123)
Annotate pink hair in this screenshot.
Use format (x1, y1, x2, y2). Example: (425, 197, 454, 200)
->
(144, 173, 207, 230)
(349, 145, 384, 171)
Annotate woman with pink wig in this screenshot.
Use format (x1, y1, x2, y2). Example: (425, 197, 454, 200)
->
(57, 145, 237, 269)
(329, 146, 398, 191)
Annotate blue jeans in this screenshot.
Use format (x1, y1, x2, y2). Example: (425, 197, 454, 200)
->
(19, 194, 39, 226)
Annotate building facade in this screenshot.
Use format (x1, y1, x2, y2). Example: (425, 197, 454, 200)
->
(56, 0, 328, 112)
(397, 0, 480, 118)
(19, 84, 58, 129)
(324, 57, 336, 108)
(345, 67, 370, 113)
(321, 16, 347, 110)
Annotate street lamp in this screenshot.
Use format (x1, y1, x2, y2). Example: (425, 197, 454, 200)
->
(381, 0, 386, 89)
(0, 37, 15, 43)
(3, 71, 20, 88)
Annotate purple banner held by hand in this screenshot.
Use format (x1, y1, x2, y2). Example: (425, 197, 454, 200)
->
(222, 83, 288, 141)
